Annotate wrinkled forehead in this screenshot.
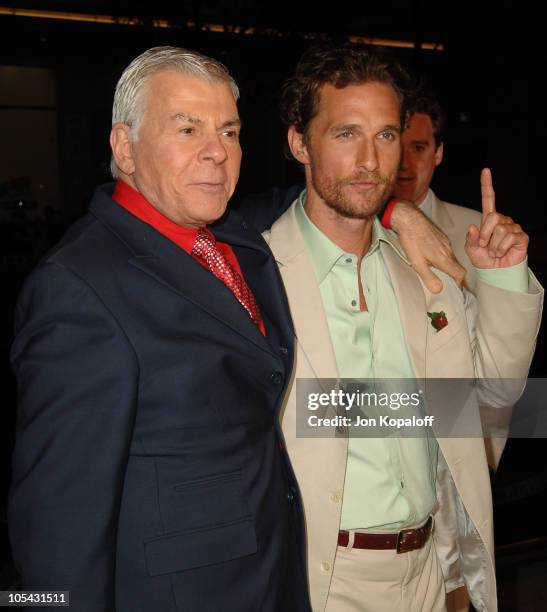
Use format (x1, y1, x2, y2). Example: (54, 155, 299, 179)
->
(140, 69, 238, 114)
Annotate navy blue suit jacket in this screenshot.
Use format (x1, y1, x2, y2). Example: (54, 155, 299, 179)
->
(9, 185, 311, 612)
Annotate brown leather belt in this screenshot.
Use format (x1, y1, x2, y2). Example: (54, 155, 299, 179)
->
(337, 516, 433, 554)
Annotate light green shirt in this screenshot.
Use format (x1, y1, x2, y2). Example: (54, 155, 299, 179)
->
(295, 193, 438, 530)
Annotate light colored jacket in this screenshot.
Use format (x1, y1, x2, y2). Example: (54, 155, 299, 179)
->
(264, 202, 543, 612)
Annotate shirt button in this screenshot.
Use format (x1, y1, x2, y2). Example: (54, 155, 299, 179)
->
(329, 492, 341, 503)
(270, 371, 283, 386)
(279, 346, 289, 355)
(351, 300, 357, 307)
(345, 257, 352, 264)
(321, 561, 331, 572)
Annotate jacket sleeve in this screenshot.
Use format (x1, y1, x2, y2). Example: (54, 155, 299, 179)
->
(466, 270, 544, 405)
(231, 183, 304, 232)
(9, 262, 139, 611)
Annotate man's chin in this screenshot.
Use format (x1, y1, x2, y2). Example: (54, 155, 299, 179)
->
(325, 198, 385, 220)
(194, 196, 230, 223)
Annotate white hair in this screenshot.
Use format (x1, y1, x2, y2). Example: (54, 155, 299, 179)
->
(110, 46, 239, 178)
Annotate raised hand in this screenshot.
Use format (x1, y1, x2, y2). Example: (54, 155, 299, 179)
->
(465, 168, 528, 269)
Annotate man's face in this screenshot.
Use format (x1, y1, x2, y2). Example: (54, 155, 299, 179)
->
(395, 112, 443, 205)
(122, 70, 241, 227)
(294, 81, 401, 219)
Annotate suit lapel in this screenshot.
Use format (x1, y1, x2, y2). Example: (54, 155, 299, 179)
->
(267, 204, 339, 383)
(380, 236, 427, 379)
(89, 186, 274, 355)
(213, 214, 295, 358)
(431, 193, 455, 234)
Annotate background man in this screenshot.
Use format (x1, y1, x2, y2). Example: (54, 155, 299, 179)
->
(266, 44, 543, 611)
(9, 46, 310, 612)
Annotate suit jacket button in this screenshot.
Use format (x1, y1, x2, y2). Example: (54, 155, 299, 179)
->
(287, 486, 296, 505)
(270, 371, 283, 386)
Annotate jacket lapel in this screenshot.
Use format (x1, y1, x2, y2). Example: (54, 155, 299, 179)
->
(213, 213, 295, 358)
(380, 234, 427, 379)
(431, 193, 455, 234)
(267, 204, 339, 383)
(89, 186, 274, 355)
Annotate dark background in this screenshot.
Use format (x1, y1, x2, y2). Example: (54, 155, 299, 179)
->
(0, 1, 546, 608)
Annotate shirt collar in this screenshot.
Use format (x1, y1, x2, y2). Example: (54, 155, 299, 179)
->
(112, 179, 207, 254)
(295, 189, 407, 283)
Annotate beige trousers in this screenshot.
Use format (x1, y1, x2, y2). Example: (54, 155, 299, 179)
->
(324, 534, 446, 612)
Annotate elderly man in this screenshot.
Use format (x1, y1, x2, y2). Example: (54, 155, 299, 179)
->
(9, 46, 311, 612)
(265, 45, 543, 611)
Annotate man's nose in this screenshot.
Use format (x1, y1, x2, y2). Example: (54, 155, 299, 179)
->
(357, 140, 379, 172)
(400, 146, 412, 171)
(200, 133, 228, 164)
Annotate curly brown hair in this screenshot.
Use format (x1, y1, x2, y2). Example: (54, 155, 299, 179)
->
(280, 43, 412, 140)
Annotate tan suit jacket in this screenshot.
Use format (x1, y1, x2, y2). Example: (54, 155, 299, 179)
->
(264, 201, 543, 612)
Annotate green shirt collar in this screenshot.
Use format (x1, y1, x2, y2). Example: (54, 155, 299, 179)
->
(295, 189, 407, 283)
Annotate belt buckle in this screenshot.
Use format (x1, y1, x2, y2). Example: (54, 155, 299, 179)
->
(396, 527, 415, 554)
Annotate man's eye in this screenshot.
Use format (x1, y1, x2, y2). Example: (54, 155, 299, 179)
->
(337, 130, 353, 139)
(379, 131, 396, 140)
(413, 145, 426, 152)
(179, 127, 194, 135)
(222, 129, 239, 139)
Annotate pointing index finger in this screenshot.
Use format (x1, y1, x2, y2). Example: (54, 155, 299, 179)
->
(481, 167, 496, 220)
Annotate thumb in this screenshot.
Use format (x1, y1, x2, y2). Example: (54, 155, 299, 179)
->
(466, 224, 481, 249)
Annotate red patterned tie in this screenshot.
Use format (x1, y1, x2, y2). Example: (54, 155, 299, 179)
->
(192, 228, 263, 329)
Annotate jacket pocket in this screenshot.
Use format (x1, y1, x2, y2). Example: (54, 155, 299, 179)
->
(161, 470, 249, 534)
(144, 516, 257, 576)
(173, 470, 241, 492)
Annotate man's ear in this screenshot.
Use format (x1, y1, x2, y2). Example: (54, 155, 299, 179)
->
(287, 126, 310, 165)
(110, 123, 136, 176)
(434, 142, 444, 167)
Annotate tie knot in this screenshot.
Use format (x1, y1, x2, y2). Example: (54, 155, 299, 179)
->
(192, 228, 217, 259)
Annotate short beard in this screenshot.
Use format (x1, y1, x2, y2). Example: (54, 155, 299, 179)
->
(311, 168, 395, 220)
